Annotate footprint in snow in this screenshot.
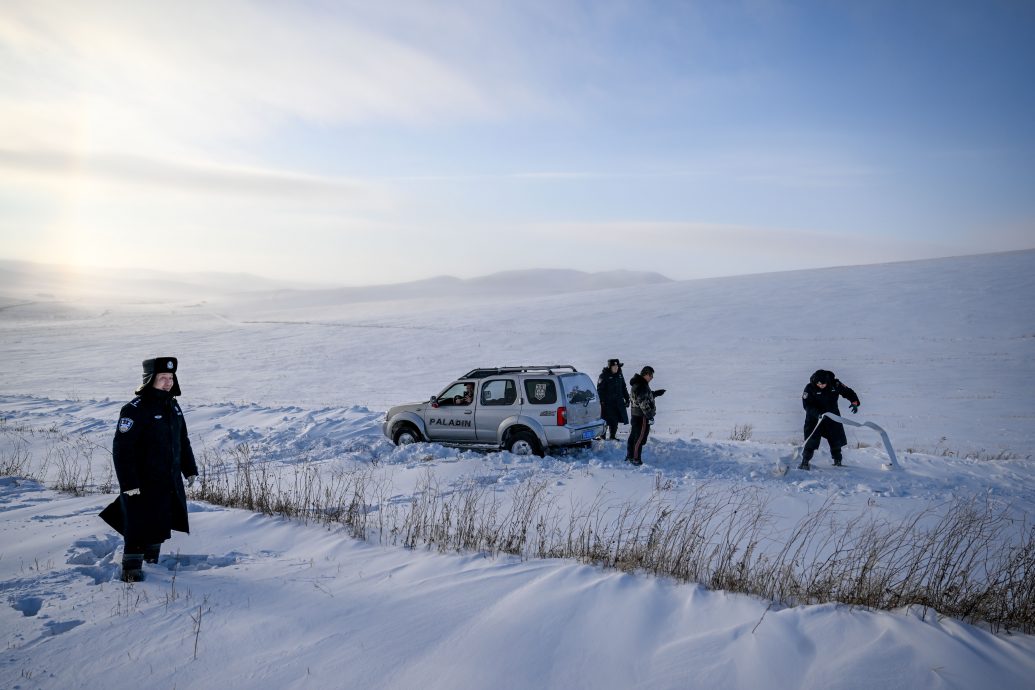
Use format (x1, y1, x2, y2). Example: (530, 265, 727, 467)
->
(65, 535, 121, 565)
(160, 552, 243, 571)
(44, 619, 84, 636)
(10, 595, 44, 617)
(65, 534, 122, 584)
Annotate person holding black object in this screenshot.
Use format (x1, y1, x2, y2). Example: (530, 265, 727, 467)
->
(626, 365, 665, 466)
(100, 357, 198, 582)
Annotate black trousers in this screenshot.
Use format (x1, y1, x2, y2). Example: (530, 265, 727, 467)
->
(802, 427, 844, 462)
(627, 415, 651, 461)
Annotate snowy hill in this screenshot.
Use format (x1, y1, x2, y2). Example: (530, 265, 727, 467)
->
(1, 250, 1034, 688)
(211, 268, 672, 315)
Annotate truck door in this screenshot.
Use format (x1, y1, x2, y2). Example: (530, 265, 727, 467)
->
(475, 378, 518, 443)
(424, 381, 478, 442)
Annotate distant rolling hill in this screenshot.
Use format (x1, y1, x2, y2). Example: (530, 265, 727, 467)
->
(220, 268, 672, 313)
(0, 260, 669, 309)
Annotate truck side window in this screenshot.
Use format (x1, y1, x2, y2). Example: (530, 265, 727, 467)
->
(523, 379, 557, 405)
(481, 379, 517, 406)
(439, 382, 473, 406)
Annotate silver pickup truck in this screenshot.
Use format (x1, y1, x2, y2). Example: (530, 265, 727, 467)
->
(382, 365, 605, 456)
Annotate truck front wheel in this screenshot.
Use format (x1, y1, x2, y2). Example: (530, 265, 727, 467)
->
(393, 424, 422, 446)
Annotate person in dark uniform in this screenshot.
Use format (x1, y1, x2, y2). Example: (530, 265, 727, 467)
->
(597, 358, 630, 440)
(625, 365, 665, 466)
(100, 357, 198, 582)
(799, 369, 861, 470)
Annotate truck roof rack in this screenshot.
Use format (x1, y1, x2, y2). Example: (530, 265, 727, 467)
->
(462, 365, 579, 379)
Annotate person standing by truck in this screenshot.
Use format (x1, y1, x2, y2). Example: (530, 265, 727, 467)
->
(626, 365, 665, 466)
(597, 358, 630, 440)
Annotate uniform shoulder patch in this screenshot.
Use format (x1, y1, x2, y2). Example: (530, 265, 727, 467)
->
(802, 392, 809, 399)
(117, 417, 134, 433)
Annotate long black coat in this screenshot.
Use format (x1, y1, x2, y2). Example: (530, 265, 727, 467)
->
(597, 367, 630, 425)
(802, 372, 860, 449)
(100, 387, 198, 545)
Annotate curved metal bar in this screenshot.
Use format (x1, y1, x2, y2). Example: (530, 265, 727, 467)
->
(777, 413, 900, 473)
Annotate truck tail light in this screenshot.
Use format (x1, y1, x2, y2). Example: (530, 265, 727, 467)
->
(557, 406, 567, 426)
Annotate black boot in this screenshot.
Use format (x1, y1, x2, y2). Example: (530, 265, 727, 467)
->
(144, 543, 161, 564)
(832, 457, 843, 467)
(797, 461, 810, 470)
(121, 552, 145, 582)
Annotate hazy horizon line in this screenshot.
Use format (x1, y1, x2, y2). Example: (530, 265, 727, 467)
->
(1, 246, 1033, 293)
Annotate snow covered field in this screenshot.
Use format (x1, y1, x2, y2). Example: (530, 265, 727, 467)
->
(2, 251, 1034, 688)
(3, 251, 1033, 456)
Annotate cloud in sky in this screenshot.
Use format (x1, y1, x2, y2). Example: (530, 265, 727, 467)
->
(0, 1, 525, 152)
(0, 148, 379, 202)
(0, 0, 1033, 285)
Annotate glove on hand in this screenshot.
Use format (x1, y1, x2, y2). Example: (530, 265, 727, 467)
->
(187, 475, 196, 488)
(124, 488, 141, 497)
(850, 403, 859, 414)
(653, 389, 666, 397)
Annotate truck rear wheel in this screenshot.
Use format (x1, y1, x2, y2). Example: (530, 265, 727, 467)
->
(506, 430, 543, 457)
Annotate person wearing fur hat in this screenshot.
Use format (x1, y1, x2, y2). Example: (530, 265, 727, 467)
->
(625, 365, 666, 466)
(100, 357, 198, 582)
(597, 358, 630, 440)
(799, 369, 861, 470)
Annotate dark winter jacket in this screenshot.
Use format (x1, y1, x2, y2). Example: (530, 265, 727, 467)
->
(101, 387, 198, 545)
(629, 373, 660, 420)
(802, 370, 860, 447)
(597, 367, 630, 425)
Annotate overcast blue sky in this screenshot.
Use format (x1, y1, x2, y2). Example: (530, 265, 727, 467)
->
(1, 0, 1032, 285)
